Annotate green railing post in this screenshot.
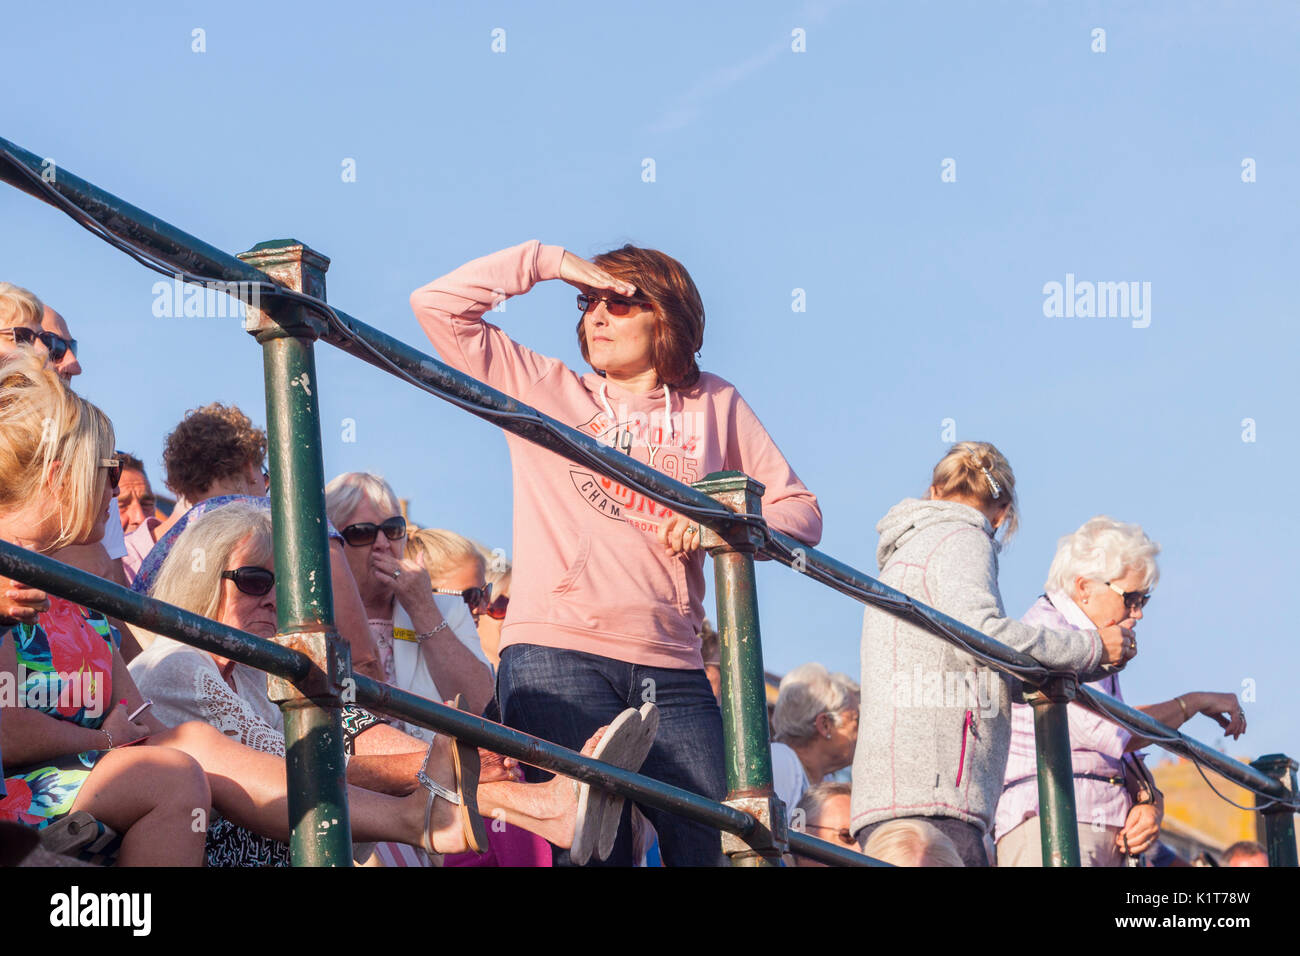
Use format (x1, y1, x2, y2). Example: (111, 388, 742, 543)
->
(1028, 675, 1081, 867)
(237, 240, 354, 867)
(1250, 754, 1298, 867)
(694, 471, 786, 867)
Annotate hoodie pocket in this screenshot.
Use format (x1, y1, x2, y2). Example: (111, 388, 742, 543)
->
(551, 533, 592, 597)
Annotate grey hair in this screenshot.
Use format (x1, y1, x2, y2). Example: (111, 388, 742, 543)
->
(149, 501, 274, 622)
(772, 662, 860, 745)
(862, 818, 964, 867)
(324, 472, 400, 528)
(0, 282, 45, 328)
(795, 781, 851, 825)
(1044, 516, 1161, 595)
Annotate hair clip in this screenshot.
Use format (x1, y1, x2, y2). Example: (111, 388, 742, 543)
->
(981, 466, 1002, 500)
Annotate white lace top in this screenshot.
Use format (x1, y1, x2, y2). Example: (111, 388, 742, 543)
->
(128, 636, 286, 755)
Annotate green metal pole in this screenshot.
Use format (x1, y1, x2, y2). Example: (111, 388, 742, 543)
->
(1250, 754, 1298, 867)
(239, 240, 353, 867)
(1029, 676, 1081, 867)
(695, 471, 786, 867)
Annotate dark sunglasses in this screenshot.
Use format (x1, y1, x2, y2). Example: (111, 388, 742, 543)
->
(433, 585, 488, 614)
(576, 293, 650, 317)
(1105, 582, 1152, 611)
(1, 326, 75, 360)
(100, 457, 121, 490)
(340, 516, 406, 547)
(222, 566, 275, 597)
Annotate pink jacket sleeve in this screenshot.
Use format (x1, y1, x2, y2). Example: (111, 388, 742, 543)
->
(409, 240, 568, 399)
(727, 392, 823, 547)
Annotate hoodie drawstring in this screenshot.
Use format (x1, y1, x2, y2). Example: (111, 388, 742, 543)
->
(598, 380, 675, 467)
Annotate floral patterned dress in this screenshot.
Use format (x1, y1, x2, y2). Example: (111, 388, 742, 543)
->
(0, 596, 118, 829)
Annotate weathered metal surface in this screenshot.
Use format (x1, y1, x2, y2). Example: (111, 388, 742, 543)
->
(1028, 675, 1082, 867)
(1251, 754, 1299, 867)
(719, 794, 788, 861)
(243, 239, 353, 867)
(699, 472, 782, 866)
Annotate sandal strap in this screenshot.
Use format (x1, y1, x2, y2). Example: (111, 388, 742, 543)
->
(416, 735, 462, 806)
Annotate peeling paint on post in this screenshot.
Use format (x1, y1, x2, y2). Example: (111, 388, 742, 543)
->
(239, 239, 354, 867)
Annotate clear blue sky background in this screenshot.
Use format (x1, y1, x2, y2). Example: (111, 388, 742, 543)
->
(3, 2, 1295, 765)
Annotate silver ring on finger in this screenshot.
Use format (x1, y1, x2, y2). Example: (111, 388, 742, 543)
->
(392, 569, 401, 580)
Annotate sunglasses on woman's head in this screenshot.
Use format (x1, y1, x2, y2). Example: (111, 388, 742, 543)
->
(340, 516, 406, 547)
(576, 293, 649, 317)
(222, 566, 275, 597)
(1, 326, 76, 361)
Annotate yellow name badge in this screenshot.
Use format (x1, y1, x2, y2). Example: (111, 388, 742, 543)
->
(393, 628, 418, 643)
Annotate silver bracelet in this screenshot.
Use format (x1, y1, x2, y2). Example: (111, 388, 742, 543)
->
(414, 620, 450, 645)
(101, 727, 114, 750)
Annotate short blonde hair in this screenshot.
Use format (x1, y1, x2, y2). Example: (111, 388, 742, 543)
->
(0, 283, 45, 329)
(407, 527, 486, 582)
(1045, 516, 1160, 595)
(928, 440, 1018, 541)
(150, 502, 274, 623)
(0, 351, 115, 550)
(324, 472, 400, 528)
(474, 541, 511, 595)
(862, 819, 964, 867)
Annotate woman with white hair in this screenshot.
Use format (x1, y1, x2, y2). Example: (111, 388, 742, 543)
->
(769, 663, 859, 813)
(994, 516, 1247, 867)
(325, 472, 493, 721)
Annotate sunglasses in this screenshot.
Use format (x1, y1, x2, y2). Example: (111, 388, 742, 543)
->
(433, 586, 488, 614)
(1105, 582, 1151, 611)
(1, 326, 77, 361)
(481, 591, 509, 621)
(805, 823, 855, 846)
(576, 293, 650, 317)
(100, 457, 121, 490)
(340, 516, 406, 547)
(222, 566, 275, 597)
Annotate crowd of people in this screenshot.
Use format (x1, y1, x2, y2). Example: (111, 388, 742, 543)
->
(0, 244, 1264, 867)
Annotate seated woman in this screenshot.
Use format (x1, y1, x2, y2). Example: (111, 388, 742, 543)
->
(0, 353, 640, 865)
(769, 663, 859, 814)
(130, 501, 627, 864)
(994, 516, 1248, 866)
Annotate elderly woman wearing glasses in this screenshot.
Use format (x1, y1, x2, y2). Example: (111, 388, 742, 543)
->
(324, 473, 493, 725)
(994, 516, 1248, 866)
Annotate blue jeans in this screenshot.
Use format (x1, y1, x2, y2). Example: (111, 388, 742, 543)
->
(497, 643, 726, 867)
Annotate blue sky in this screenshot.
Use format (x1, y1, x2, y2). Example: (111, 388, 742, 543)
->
(2, 1, 1296, 765)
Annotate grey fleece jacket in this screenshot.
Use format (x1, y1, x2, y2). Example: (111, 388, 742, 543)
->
(850, 498, 1105, 838)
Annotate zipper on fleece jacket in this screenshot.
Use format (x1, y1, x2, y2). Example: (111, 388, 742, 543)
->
(955, 709, 975, 787)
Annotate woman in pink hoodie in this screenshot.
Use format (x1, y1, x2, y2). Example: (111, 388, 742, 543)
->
(411, 240, 822, 865)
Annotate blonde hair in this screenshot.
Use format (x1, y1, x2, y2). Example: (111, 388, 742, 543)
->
(862, 819, 965, 867)
(0, 282, 45, 328)
(407, 527, 486, 582)
(1044, 516, 1160, 595)
(474, 540, 511, 596)
(149, 502, 274, 623)
(928, 441, 1018, 541)
(324, 472, 400, 528)
(0, 351, 115, 550)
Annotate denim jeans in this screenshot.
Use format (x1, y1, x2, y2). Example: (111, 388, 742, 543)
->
(497, 643, 726, 867)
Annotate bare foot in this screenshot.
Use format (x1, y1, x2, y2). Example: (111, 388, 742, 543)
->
(533, 726, 607, 849)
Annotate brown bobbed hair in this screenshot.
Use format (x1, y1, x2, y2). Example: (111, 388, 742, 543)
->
(576, 245, 705, 389)
(163, 402, 267, 501)
(928, 440, 1019, 541)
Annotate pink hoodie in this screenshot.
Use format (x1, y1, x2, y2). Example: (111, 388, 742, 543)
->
(410, 240, 822, 669)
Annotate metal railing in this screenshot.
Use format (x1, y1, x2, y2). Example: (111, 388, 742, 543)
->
(0, 134, 1294, 867)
